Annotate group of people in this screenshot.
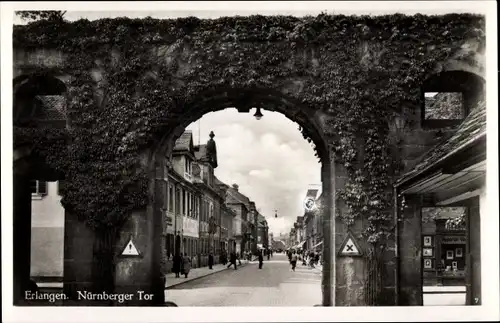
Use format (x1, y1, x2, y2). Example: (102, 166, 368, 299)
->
(172, 253, 193, 278)
(286, 249, 321, 271)
(171, 248, 276, 277)
(302, 250, 321, 268)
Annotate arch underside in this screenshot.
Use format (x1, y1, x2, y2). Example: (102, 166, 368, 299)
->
(153, 86, 328, 164)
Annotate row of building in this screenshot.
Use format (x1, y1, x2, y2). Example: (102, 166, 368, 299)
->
(29, 130, 273, 281)
(163, 130, 271, 270)
(286, 188, 324, 254)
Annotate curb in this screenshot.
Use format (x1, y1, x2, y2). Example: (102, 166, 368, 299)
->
(165, 261, 250, 290)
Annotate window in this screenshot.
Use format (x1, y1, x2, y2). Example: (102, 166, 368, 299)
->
(195, 198, 199, 219)
(175, 188, 181, 214)
(421, 71, 485, 128)
(203, 201, 207, 222)
(424, 92, 465, 120)
(182, 189, 186, 215)
(165, 234, 174, 258)
(168, 184, 174, 212)
(30, 180, 47, 195)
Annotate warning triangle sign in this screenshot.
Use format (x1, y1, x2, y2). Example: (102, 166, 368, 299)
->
(338, 231, 363, 257)
(121, 239, 140, 256)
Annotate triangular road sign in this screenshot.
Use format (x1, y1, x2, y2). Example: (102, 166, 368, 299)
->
(121, 238, 140, 256)
(338, 231, 363, 257)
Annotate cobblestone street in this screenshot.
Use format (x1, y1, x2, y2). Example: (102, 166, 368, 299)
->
(165, 254, 321, 306)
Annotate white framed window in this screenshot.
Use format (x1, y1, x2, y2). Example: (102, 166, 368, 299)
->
(184, 158, 192, 181)
(175, 187, 181, 214)
(30, 180, 47, 196)
(182, 189, 186, 215)
(188, 192, 192, 217)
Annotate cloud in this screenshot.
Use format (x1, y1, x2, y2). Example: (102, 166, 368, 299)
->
(186, 109, 321, 236)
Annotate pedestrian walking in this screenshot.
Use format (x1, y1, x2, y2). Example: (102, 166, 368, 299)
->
(208, 252, 214, 270)
(258, 250, 264, 269)
(228, 252, 237, 270)
(173, 253, 182, 278)
(309, 251, 315, 268)
(182, 253, 191, 278)
(222, 250, 228, 265)
(290, 251, 298, 271)
(267, 248, 270, 261)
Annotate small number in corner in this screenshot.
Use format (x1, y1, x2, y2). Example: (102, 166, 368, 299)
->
(474, 297, 480, 304)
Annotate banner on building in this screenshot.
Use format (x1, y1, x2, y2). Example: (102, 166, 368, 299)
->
(183, 217, 199, 238)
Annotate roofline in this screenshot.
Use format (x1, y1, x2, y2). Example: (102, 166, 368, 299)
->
(194, 181, 224, 201)
(172, 150, 196, 160)
(168, 173, 201, 192)
(395, 131, 486, 189)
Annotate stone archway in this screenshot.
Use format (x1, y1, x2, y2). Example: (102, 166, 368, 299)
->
(12, 12, 486, 307)
(107, 87, 339, 305)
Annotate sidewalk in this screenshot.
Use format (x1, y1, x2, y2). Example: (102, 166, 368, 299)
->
(165, 260, 250, 289)
(299, 262, 323, 273)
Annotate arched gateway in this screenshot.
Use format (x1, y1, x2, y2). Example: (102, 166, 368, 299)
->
(12, 13, 485, 306)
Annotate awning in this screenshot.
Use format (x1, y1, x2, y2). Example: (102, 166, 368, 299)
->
(311, 241, 323, 249)
(257, 244, 264, 249)
(293, 241, 306, 249)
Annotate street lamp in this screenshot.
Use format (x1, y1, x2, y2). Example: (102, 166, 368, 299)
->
(275, 209, 278, 218)
(253, 107, 263, 120)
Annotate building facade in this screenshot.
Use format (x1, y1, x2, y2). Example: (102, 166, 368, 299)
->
(303, 188, 320, 251)
(165, 130, 202, 269)
(30, 180, 65, 284)
(257, 213, 269, 249)
(194, 133, 227, 266)
(225, 184, 252, 255)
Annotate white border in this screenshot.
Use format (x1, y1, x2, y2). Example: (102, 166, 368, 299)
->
(1, 1, 498, 322)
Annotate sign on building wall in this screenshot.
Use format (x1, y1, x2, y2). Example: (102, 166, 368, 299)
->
(120, 237, 141, 257)
(183, 217, 199, 238)
(338, 231, 363, 257)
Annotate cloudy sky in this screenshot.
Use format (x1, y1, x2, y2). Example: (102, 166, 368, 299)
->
(186, 109, 321, 237)
(7, 1, 490, 237)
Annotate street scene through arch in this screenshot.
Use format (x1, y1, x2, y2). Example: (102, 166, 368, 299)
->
(6, 3, 495, 315)
(161, 107, 324, 306)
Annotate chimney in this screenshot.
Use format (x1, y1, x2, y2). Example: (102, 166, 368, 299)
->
(232, 184, 239, 191)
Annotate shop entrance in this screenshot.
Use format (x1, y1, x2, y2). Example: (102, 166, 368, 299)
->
(421, 207, 468, 305)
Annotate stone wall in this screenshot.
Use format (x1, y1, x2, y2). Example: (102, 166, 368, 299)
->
(12, 17, 486, 306)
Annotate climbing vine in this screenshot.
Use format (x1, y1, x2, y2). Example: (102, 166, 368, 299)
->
(13, 12, 484, 300)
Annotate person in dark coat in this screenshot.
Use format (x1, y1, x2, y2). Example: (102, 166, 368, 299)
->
(227, 251, 237, 270)
(258, 250, 264, 269)
(267, 248, 270, 261)
(173, 253, 182, 278)
(208, 252, 214, 270)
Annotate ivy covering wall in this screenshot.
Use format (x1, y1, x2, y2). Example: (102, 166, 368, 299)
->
(13, 12, 485, 300)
